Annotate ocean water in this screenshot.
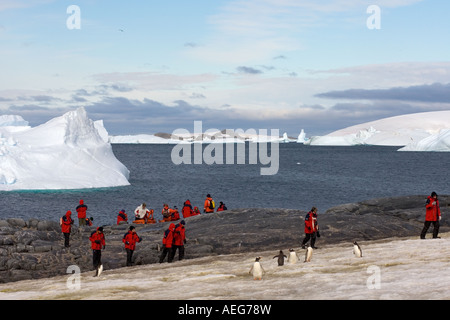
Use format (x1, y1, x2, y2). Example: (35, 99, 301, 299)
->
(1, 143, 449, 226)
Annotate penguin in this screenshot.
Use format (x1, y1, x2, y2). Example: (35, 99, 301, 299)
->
(304, 246, 313, 263)
(249, 257, 265, 280)
(287, 248, 298, 264)
(353, 241, 362, 258)
(273, 250, 287, 266)
(95, 264, 103, 277)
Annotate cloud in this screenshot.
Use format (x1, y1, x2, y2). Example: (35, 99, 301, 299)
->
(316, 83, 450, 103)
(236, 66, 263, 75)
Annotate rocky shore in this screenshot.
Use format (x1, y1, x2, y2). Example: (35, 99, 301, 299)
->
(0, 195, 448, 284)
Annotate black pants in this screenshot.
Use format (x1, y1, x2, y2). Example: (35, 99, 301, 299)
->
(93, 250, 102, 269)
(126, 248, 134, 266)
(302, 232, 317, 248)
(170, 245, 185, 261)
(159, 247, 173, 263)
(63, 233, 70, 247)
(420, 220, 440, 239)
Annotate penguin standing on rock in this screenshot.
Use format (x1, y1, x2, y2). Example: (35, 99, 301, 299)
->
(273, 250, 287, 266)
(249, 257, 265, 280)
(353, 241, 362, 258)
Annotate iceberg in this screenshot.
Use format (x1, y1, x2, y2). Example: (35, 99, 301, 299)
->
(306, 111, 450, 147)
(0, 108, 130, 191)
(297, 129, 308, 144)
(399, 129, 450, 152)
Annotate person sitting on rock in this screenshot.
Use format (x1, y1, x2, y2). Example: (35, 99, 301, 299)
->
(117, 210, 128, 225)
(217, 202, 227, 212)
(182, 200, 194, 218)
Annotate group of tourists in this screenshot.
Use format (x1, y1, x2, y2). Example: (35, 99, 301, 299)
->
(59, 193, 227, 272)
(117, 194, 228, 225)
(298, 191, 442, 250)
(60, 191, 443, 274)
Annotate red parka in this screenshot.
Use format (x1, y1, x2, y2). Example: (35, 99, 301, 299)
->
(117, 210, 128, 224)
(76, 199, 87, 219)
(89, 228, 105, 250)
(425, 196, 441, 221)
(162, 223, 175, 248)
(173, 222, 186, 246)
(304, 211, 319, 234)
(182, 200, 194, 218)
(61, 211, 73, 234)
(123, 230, 142, 251)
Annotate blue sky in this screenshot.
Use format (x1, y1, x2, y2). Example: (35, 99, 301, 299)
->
(1, 0, 450, 136)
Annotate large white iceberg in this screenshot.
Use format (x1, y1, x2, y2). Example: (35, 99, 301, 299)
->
(306, 111, 450, 147)
(399, 129, 450, 152)
(0, 108, 130, 191)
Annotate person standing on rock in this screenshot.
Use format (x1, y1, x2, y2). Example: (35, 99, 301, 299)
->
(420, 192, 442, 239)
(89, 227, 106, 275)
(204, 194, 215, 213)
(301, 207, 320, 249)
(123, 226, 142, 266)
(171, 220, 186, 261)
(76, 199, 88, 226)
(60, 210, 74, 248)
(159, 223, 175, 263)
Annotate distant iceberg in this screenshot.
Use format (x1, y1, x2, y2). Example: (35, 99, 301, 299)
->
(399, 129, 450, 152)
(0, 108, 130, 191)
(306, 111, 450, 149)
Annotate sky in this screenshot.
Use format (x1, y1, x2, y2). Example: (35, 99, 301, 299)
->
(1, 0, 450, 136)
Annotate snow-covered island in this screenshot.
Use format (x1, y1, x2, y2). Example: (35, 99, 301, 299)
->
(109, 130, 305, 144)
(0, 108, 130, 191)
(305, 110, 450, 151)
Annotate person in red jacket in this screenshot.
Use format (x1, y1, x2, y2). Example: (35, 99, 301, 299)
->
(76, 199, 88, 226)
(192, 206, 201, 216)
(182, 200, 194, 218)
(159, 223, 175, 263)
(301, 207, 320, 249)
(170, 220, 186, 261)
(123, 226, 142, 266)
(117, 209, 128, 225)
(60, 210, 74, 248)
(420, 192, 442, 239)
(89, 227, 105, 275)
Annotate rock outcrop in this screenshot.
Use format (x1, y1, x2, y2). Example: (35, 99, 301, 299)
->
(0, 195, 448, 283)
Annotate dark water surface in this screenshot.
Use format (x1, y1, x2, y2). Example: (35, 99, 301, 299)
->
(1, 143, 448, 226)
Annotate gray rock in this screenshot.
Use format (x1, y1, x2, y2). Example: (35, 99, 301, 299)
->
(0, 195, 448, 284)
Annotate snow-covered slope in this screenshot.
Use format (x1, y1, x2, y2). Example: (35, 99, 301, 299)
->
(306, 111, 450, 148)
(1, 233, 448, 300)
(0, 108, 130, 191)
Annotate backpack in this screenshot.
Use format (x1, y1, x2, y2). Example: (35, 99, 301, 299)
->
(209, 199, 215, 210)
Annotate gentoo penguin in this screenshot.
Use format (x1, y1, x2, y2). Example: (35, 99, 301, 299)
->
(95, 264, 103, 277)
(353, 241, 362, 258)
(287, 248, 298, 264)
(273, 250, 287, 266)
(249, 257, 265, 280)
(304, 246, 313, 263)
